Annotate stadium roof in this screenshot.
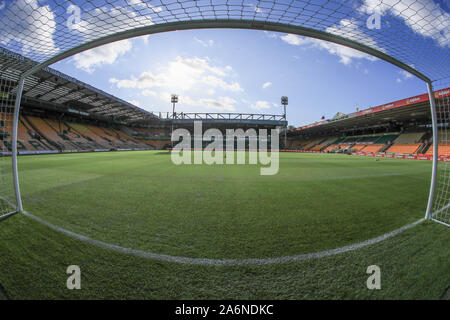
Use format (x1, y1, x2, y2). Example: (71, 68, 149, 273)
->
(172, 112, 286, 126)
(291, 87, 450, 135)
(0, 47, 159, 123)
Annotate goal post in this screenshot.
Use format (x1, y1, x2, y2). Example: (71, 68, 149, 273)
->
(0, 68, 24, 221)
(0, 0, 448, 228)
(429, 78, 450, 227)
(425, 81, 438, 221)
(11, 78, 24, 213)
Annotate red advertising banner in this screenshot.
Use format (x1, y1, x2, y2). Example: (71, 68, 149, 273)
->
(296, 87, 450, 131)
(350, 152, 450, 162)
(280, 150, 450, 162)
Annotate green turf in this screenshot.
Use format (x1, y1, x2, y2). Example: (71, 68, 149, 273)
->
(0, 212, 449, 299)
(18, 151, 430, 259)
(0, 150, 448, 299)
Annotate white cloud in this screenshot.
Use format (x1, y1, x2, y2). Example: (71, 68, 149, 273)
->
(194, 37, 214, 47)
(202, 75, 243, 92)
(69, 4, 155, 40)
(281, 34, 312, 46)
(400, 70, 413, 79)
(251, 101, 272, 111)
(281, 26, 378, 65)
(127, 0, 162, 12)
(128, 100, 141, 107)
(194, 96, 238, 111)
(153, 91, 238, 112)
(67, 2, 162, 72)
(262, 82, 272, 89)
(264, 31, 278, 39)
(359, 0, 449, 47)
(110, 56, 243, 93)
(111, 56, 243, 113)
(73, 40, 132, 73)
(396, 69, 414, 83)
(277, 19, 383, 66)
(141, 89, 158, 97)
(326, 19, 385, 53)
(318, 40, 377, 65)
(0, 0, 59, 57)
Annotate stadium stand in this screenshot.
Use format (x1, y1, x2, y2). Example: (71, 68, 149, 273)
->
(350, 144, 367, 151)
(424, 132, 450, 156)
(425, 144, 450, 156)
(24, 115, 76, 150)
(0, 114, 52, 152)
(324, 144, 351, 152)
(287, 138, 310, 150)
(374, 134, 399, 144)
(309, 144, 325, 151)
(348, 135, 393, 152)
(300, 138, 324, 150)
(341, 137, 358, 144)
(385, 132, 425, 154)
(361, 144, 385, 153)
(391, 132, 425, 144)
(386, 143, 422, 154)
(0, 111, 168, 153)
(308, 136, 338, 151)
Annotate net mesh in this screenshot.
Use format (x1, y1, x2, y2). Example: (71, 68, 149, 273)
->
(0, 0, 449, 223)
(0, 0, 448, 81)
(432, 77, 450, 225)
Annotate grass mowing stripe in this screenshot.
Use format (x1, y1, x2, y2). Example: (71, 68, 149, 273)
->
(1, 214, 449, 299)
(17, 151, 430, 259)
(22, 210, 425, 266)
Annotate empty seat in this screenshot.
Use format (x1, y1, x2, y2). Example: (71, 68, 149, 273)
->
(386, 143, 422, 154)
(362, 144, 384, 153)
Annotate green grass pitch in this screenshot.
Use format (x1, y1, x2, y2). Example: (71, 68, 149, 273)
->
(0, 150, 449, 299)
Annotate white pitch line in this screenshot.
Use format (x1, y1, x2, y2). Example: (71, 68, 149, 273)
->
(22, 211, 424, 266)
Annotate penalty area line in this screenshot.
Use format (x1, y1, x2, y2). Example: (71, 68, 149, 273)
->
(22, 211, 424, 267)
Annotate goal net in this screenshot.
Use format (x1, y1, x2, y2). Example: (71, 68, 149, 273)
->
(0, 0, 448, 226)
(0, 63, 19, 220)
(432, 78, 450, 226)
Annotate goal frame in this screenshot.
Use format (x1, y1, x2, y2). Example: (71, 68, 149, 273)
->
(3, 19, 443, 225)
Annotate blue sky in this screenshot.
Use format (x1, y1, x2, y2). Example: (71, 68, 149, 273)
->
(51, 28, 426, 127)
